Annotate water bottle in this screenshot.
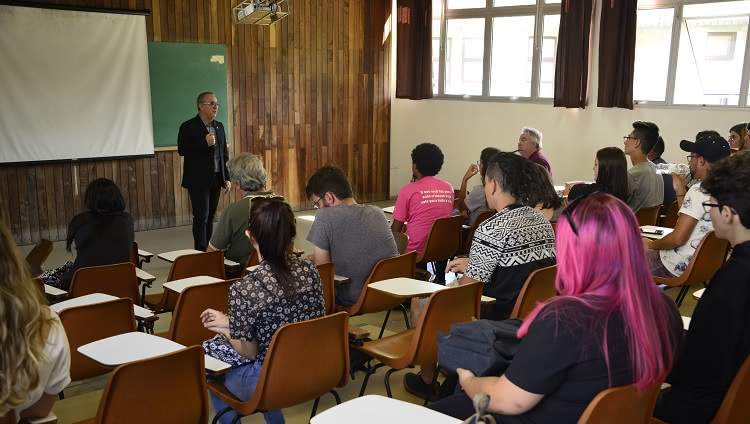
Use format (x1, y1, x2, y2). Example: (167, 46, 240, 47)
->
(655, 163, 689, 175)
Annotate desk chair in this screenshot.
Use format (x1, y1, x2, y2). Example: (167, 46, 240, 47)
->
(335, 252, 417, 338)
(241, 251, 261, 277)
(509, 265, 557, 319)
(654, 231, 729, 307)
(67, 263, 140, 306)
(144, 250, 226, 313)
(578, 382, 661, 423)
(392, 231, 409, 255)
(208, 312, 350, 423)
(415, 215, 463, 282)
(25, 238, 54, 277)
(660, 201, 679, 228)
(32, 277, 45, 298)
(711, 353, 750, 423)
(0, 412, 15, 424)
(636, 206, 661, 227)
(74, 346, 208, 424)
(156, 279, 234, 347)
(316, 262, 336, 315)
(58, 298, 136, 398)
(355, 282, 482, 404)
(457, 211, 494, 256)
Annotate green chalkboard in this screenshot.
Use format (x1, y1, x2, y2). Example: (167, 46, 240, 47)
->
(147, 42, 228, 148)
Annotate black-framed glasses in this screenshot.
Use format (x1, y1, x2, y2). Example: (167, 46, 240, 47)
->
(201, 101, 220, 107)
(623, 136, 637, 141)
(701, 201, 723, 221)
(687, 155, 699, 162)
(561, 189, 603, 236)
(312, 192, 330, 209)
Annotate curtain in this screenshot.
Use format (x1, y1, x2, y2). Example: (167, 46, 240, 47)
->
(597, 0, 638, 109)
(553, 0, 595, 108)
(396, 0, 432, 100)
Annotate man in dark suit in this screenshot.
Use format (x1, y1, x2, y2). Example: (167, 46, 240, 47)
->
(178, 92, 231, 251)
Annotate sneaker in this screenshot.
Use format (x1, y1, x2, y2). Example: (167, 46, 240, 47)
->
(403, 372, 440, 401)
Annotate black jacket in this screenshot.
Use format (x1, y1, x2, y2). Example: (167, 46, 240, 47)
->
(177, 114, 229, 190)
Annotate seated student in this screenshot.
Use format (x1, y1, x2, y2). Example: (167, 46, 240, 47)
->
(569, 147, 630, 203)
(201, 198, 325, 424)
(39, 178, 134, 290)
(648, 137, 677, 214)
(0, 223, 71, 422)
(728, 122, 747, 152)
(391, 143, 454, 283)
(208, 153, 278, 274)
(430, 193, 683, 422)
(305, 165, 398, 307)
(654, 152, 750, 423)
(623, 121, 664, 213)
(404, 153, 558, 399)
(517, 127, 551, 176)
(644, 134, 730, 278)
(456, 147, 500, 226)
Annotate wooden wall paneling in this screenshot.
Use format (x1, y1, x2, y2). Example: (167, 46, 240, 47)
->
(52, 165, 66, 240)
(6, 169, 21, 241)
(148, 156, 158, 228)
(25, 168, 40, 245)
(42, 166, 57, 241)
(14, 167, 30, 245)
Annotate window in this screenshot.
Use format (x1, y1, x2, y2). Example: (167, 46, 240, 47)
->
(432, 0, 560, 100)
(634, 0, 750, 107)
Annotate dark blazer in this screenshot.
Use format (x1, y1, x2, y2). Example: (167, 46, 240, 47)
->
(177, 114, 229, 190)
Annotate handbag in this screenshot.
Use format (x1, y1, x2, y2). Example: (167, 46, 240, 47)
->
(438, 318, 523, 377)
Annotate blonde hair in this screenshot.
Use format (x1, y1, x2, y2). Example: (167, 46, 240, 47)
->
(0, 223, 54, 415)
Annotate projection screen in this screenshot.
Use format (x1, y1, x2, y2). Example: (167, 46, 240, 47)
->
(0, 5, 154, 164)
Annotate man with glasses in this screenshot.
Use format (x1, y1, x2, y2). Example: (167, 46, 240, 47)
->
(517, 127, 551, 176)
(305, 166, 398, 307)
(178, 92, 231, 251)
(623, 120, 664, 213)
(654, 151, 750, 424)
(644, 134, 730, 278)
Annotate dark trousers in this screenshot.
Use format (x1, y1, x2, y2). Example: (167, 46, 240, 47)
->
(429, 392, 481, 420)
(188, 174, 223, 251)
(417, 259, 449, 284)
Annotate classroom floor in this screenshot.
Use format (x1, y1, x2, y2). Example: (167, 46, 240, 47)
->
(16, 200, 703, 423)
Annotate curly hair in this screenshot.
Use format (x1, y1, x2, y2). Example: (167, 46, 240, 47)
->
(0, 223, 54, 415)
(411, 143, 444, 177)
(701, 151, 750, 228)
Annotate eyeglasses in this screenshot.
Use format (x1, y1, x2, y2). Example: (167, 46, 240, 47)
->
(201, 101, 220, 107)
(312, 192, 330, 209)
(686, 155, 699, 162)
(250, 194, 285, 204)
(729, 134, 738, 140)
(561, 189, 603, 236)
(702, 201, 723, 221)
(623, 136, 637, 141)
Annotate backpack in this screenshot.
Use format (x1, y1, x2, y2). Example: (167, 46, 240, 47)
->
(438, 318, 523, 377)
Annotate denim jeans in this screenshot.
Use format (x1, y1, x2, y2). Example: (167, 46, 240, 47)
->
(210, 361, 284, 424)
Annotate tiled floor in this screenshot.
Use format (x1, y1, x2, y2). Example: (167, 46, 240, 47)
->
(17, 200, 703, 423)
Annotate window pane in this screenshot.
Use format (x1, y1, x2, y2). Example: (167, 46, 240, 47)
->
(445, 18, 485, 95)
(448, 0, 486, 9)
(633, 8, 674, 101)
(494, 0, 536, 6)
(432, 16, 441, 94)
(673, 3, 749, 106)
(539, 14, 560, 98)
(489, 15, 535, 97)
(433, 0, 442, 18)
(546, 0, 562, 3)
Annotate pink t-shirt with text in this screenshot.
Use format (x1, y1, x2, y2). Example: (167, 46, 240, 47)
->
(392, 176, 454, 255)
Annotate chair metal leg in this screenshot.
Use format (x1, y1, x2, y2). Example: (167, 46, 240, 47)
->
(213, 407, 233, 424)
(358, 363, 385, 397)
(310, 397, 321, 419)
(399, 304, 410, 330)
(675, 285, 691, 306)
(59, 391, 64, 400)
(379, 309, 392, 339)
(231, 415, 242, 424)
(330, 389, 342, 404)
(384, 368, 398, 398)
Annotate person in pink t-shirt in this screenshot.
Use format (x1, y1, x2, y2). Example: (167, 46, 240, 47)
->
(391, 143, 454, 283)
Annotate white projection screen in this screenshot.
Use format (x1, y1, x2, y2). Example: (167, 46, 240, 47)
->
(0, 5, 154, 164)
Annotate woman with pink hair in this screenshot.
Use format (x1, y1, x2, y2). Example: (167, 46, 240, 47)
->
(430, 193, 683, 422)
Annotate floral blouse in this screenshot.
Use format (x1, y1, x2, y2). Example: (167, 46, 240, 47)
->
(203, 255, 325, 366)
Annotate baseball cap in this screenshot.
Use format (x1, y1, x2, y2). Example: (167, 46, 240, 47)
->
(680, 134, 730, 163)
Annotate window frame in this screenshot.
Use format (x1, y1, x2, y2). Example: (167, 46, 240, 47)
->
(432, 0, 560, 102)
(634, 0, 750, 108)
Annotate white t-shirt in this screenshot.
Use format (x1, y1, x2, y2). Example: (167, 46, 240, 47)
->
(14, 310, 71, 420)
(660, 182, 713, 276)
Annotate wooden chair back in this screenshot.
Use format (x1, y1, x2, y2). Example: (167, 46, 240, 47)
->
(409, 282, 482, 367)
(129, 241, 139, 268)
(712, 354, 750, 423)
(25, 238, 54, 277)
(32, 277, 45, 298)
(510, 265, 557, 319)
(0, 412, 16, 424)
(58, 298, 136, 382)
(167, 250, 226, 281)
(338, 252, 416, 316)
(241, 251, 260, 277)
(207, 312, 349, 416)
(577, 382, 661, 423)
(458, 211, 494, 255)
(93, 346, 208, 424)
(392, 231, 409, 255)
(661, 200, 679, 228)
(68, 262, 140, 305)
(654, 231, 729, 288)
(316, 262, 336, 315)
(415, 215, 463, 264)
(165, 280, 233, 347)
(636, 206, 661, 226)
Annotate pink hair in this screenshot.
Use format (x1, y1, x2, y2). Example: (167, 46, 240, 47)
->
(518, 193, 677, 392)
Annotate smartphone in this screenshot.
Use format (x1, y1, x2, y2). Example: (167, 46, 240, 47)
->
(641, 228, 664, 235)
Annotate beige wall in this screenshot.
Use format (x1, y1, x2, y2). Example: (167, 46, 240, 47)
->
(389, 0, 749, 196)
